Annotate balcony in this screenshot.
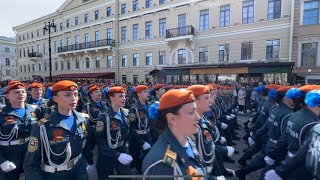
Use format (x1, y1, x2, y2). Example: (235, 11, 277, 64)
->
(165, 26, 195, 50)
(58, 39, 115, 55)
(28, 52, 42, 62)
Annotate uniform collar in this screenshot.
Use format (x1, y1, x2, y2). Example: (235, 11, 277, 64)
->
(50, 110, 86, 131)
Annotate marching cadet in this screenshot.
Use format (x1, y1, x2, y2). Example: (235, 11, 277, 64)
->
(0, 81, 38, 179)
(128, 85, 152, 174)
(24, 80, 89, 180)
(264, 89, 320, 180)
(143, 89, 214, 180)
(26, 82, 49, 119)
(149, 84, 165, 103)
(95, 86, 132, 180)
(82, 84, 107, 180)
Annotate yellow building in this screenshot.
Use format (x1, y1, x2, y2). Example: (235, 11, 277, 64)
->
(14, 0, 294, 84)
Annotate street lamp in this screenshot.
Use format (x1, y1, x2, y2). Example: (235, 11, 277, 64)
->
(43, 19, 56, 82)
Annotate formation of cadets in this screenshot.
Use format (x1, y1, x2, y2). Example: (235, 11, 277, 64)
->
(0, 79, 319, 180)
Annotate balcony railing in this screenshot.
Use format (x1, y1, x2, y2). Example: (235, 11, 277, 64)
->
(28, 52, 42, 58)
(58, 39, 115, 53)
(166, 25, 194, 39)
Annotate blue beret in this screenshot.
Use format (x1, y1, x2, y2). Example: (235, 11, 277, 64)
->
(255, 85, 266, 92)
(305, 90, 320, 108)
(268, 89, 278, 99)
(285, 88, 304, 99)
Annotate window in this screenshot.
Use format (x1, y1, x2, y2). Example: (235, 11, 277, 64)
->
(54, 41, 57, 53)
(133, 53, 139, 66)
(95, 10, 100, 20)
(27, 33, 29, 39)
(107, 7, 112, 16)
(121, 26, 127, 42)
(95, 31, 100, 46)
(96, 57, 100, 68)
(122, 55, 128, 67)
(266, 39, 280, 59)
(60, 23, 63, 31)
(303, 0, 319, 25)
(60, 61, 63, 70)
(66, 37, 70, 50)
(107, 56, 112, 67)
(76, 59, 80, 69)
(23, 48, 25, 57)
(37, 30, 40, 37)
(20, 65, 22, 72)
(159, 51, 166, 64)
(133, 75, 139, 84)
(24, 65, 26, 72)
(67, 60, 71, 70)
(301, 42, 318, 66)
(23, 34, 25, 40)
(146, 52, 152, 65)
(178, 49, 187, 64)
(19, 36, 21, 41)
(241, 42, 253, 60)
(5, 47, 10, 53)
(133, 0, 139, 11)
(85, 33, 89, 47)
(31, 32, 34, 38)
(86, 58, 90, 68)
(38, 64, 41, 71)
(242, 0, 254, 24)
(133, 24, 139, 41)
(178, 14, 187, 35)
(146, 0, 152, 8)
(219, 45, 229, 61)
(84, 13, 88, 23)
(199, 47, 208, 63)
(6, 70, 10, 76)
(37, 44, 40, 53)
(220, 5, 230, 27)
(145, 21, 152, 39)
(19, 49, 21, 58)
(44, 61, 47, 71)
(199, 9, 209, 31)
(122, 75, 127, 84)
(75, 35, 80, 49)
(43, 44, 47, 54)
(5, 58, 10, 66)
(43, 30, 46, 36)
(159, 0, 166, 5)
(66, 19, 70, 28)
(107, 28, 112, 40)
(121, 4, 127, 14)
(28, 65, 30, 72)
(55, 61, 58, 70)
(159, 18, 166, 37)
(268, 0, 281, 20)
(32, 64, 35, 72)
(75, 17, 79, 26)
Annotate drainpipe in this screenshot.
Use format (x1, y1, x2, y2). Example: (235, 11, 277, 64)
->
(115, 0, 120, 83)
(289, 0, 294, 63)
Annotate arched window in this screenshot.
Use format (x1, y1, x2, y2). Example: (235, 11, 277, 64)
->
(85, 58, 90, 68)
(178, 49, 187, 64)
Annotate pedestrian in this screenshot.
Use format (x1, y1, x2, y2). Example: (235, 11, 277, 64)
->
(237, 86, 246, 113)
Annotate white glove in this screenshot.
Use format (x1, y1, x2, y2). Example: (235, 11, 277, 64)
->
(226, 115, 232, 120)
(249, 131, 253, 136)
(249, 118, 253, 122)
(226, 146, 235, 157)
(248, 122, 254, 128)
(230, 114, 236, 118)
(265, 170, 282, 180)
(118, 153, 133, 165)
(220, 137, 226, 144)
(221, 123, 228, 130)
(0, 160, 16, 173)
(248, 137, 255, 146)
(142, 142, 151, 150)
(86, 164, 96, 174)
(231, 109, 235, 113)
(264, 156, 276, 166)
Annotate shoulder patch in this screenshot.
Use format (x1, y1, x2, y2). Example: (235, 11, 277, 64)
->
(28, 137, 39, 152)
(162, 145, 177, 167)
(38, 118, 48, 126)
(96, 121, 104, 132)
(129, 113, 136, 122)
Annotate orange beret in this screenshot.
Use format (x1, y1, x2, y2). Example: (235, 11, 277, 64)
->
(88, 84, 100, 93)
(134, 85, 148, 93)
(265, 84, 281, 90)
(108, 86, 126, 93)
(28, 83, 43, 89)
(298, 85, 320, 93)
(4, 81, 26, 94)
(52, 80, 78, 92)
(187, 85, 210, 97)
(158, 89, 195, 111)
(276, 86, 293, 92)
(153, 84, 164, 90)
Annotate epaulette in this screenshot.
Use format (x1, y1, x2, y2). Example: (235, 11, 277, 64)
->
(162, 145, 177, 167)
(122, 108, 129, 115)
(37, 118, 48, 126)
(104, 108, 110, 115)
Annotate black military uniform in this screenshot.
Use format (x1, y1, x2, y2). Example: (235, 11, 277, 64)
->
(23, 110, 88, 180)
(0, 104, 38, 179)
(26, 96, 49, 119)
(95, 106, 131, 180)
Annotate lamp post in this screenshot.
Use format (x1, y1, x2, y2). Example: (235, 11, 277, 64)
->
(43, 19, 56, 82)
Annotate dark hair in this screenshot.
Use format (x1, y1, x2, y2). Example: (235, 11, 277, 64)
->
(274, 91, 286, 104)
(261, 89, 269, 97)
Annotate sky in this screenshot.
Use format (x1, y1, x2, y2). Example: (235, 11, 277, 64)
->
(0, 0, 66, 38)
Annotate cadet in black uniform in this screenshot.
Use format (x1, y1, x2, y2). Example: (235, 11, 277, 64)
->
(0, 81, 38, 179)
(95, 86, 132, 180)
(143, 89, 212, 179)
(26, 82, 49, 119)
(24, 80, 89, 180)
(128, 85, 152, 174)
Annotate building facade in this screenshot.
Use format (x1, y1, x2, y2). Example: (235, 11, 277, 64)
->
(0, 36, 17, 81)
(292, 0, 320, 85)
(14, 0, 294, 84)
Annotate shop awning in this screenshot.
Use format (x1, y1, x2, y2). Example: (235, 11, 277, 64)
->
(52, 72, 115, 79)
(248, 66, 292, 73)
(190, 67, 248, 75)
